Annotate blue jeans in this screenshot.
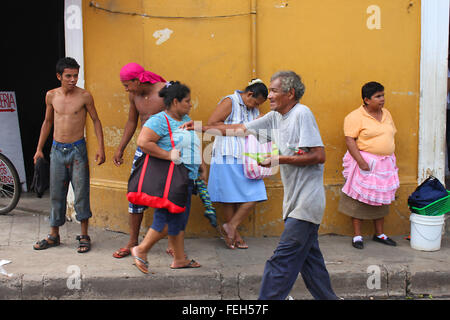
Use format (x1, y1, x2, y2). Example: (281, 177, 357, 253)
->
(49, 139, 92, 227)
(151, 179, 195, 236)
(259, 218, 338, 300)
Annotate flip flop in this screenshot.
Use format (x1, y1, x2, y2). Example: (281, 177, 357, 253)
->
(132, 255, 149, 274)
(217, 225, 235, 249)
(131, 247, 149, 274)
(235, 240, 249, 249)
(113, 247, 131, 259)
(170, 259, 201, 269)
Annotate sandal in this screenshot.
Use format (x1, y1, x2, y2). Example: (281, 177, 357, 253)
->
(235, 239, 249, 249)
(76, 235, 91, 253)
(170, 259, 201, 269)
(113, 247, 131, 259)
(217, 225, 235, 249)
(33, 234, 60, 250)
(131, 247, 149, 274)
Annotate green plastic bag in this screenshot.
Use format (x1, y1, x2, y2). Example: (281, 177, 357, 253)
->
(243, 143, 279, 163)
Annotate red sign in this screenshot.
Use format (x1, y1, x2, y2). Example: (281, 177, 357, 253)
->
(0, 161, 14, 184)
(0, 92, 17, 112)
(0, 91, 27, 191)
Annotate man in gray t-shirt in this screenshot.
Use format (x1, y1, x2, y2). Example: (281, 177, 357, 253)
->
(248, 71, 337, 300)
(246, 102, 326, 225)
(186, 71, 337, 300)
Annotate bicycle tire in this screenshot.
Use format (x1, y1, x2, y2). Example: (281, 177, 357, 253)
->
(0, 153, 21, 214)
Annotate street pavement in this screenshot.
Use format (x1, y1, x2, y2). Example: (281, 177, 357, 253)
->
(0, 191, 449, 300)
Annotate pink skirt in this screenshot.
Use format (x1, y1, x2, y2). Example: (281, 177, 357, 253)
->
(341, 150, 399, 206)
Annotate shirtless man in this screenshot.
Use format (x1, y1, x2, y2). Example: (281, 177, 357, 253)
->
(33, 57, 105, 253)
(112, 63, 166, 258)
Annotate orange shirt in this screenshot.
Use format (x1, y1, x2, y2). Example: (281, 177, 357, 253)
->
(343, 105, 397, 156)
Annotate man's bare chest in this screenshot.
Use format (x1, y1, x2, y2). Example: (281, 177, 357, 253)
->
(53, 96, 86, 116)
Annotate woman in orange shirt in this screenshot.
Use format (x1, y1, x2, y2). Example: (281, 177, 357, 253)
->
(338, 82, 400, 249)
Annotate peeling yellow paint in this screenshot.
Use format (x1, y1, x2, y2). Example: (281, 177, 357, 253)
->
(83, 0, 421, 237)
(103, 126, 124, 148)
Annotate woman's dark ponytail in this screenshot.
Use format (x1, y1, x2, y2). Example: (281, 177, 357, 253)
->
(159, 81, 190, 108)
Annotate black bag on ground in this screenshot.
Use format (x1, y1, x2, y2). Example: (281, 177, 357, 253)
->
(30, 157, 49, 198)
(407, 175, 448, 208)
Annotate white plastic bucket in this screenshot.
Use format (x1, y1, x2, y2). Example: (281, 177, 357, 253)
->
(410, 213, 445, 251)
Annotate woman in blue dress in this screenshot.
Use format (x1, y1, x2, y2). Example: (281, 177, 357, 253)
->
(207, 79, 268, 249)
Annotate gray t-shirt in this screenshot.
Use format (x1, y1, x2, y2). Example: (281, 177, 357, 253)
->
(245, 103, 326, 225)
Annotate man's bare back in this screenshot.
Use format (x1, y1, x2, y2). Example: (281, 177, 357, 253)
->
(113, 81, 165, 166)
(131, 82, 166, 126)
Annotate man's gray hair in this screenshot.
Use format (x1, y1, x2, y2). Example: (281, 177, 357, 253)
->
(271, 71, 305, 101)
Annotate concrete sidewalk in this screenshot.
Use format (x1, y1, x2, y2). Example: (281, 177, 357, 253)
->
(0, 192, 449, 300)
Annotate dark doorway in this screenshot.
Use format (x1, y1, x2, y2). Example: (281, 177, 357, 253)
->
(0, 1, 65, 189)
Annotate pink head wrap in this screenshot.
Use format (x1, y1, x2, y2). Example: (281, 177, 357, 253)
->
(119, 63, 166, 84)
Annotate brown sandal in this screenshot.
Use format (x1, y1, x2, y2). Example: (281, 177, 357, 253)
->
(76, 235, 91, 253)
(33, 234, 60, 250)
(217, 225, 235, 249)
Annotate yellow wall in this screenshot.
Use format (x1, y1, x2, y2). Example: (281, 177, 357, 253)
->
(83, 0, 421, 237)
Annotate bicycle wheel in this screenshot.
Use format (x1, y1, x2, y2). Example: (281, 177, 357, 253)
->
(0, 153, 21, 214)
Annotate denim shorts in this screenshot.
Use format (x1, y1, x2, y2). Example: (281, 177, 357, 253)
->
(151, 180, 194, 236)
(49, 138, 92, 227)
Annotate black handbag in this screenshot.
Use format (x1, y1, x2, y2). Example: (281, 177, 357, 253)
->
(127, 114, 189, 213)
(30, 157, 49, 198)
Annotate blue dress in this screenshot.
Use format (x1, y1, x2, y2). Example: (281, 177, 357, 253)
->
(208, 156, 268, 203)
(207, 91, 267, 203)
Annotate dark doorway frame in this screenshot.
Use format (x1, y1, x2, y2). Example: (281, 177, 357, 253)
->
(0, 1, 65, 189)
